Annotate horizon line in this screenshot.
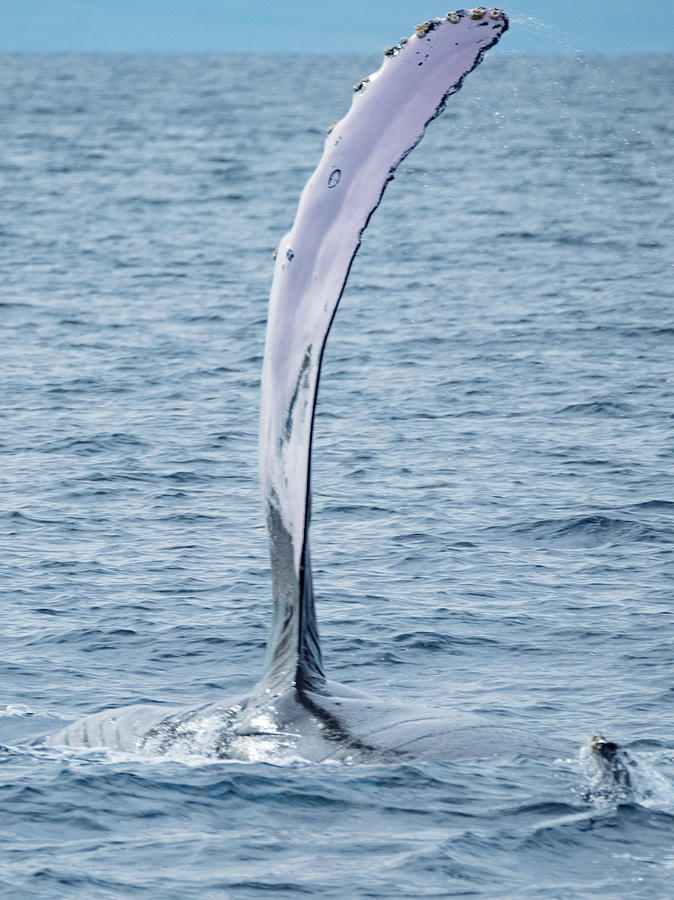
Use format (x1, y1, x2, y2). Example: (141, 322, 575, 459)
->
(1, 48, 671, 56)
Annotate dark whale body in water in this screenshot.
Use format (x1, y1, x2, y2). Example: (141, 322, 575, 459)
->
(48, 10, 564, 764)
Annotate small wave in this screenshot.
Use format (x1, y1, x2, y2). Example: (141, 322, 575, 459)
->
(629, 500, 674, 513)
(620, 325, 674, 338)
(556, 399, 634, 417)
(0, 510, 63, 527)
(496, 230, 539, 240)
(392, 630, 498, 652)
(36, 432, 149, 454)
(489, 514, 672, 548)
(26, 627, 139, 650)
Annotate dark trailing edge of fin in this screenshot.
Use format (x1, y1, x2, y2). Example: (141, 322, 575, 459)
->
(296, 528, 325, 692)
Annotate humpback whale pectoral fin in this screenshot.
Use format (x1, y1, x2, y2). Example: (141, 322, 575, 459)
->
(259, 11, 509, 701)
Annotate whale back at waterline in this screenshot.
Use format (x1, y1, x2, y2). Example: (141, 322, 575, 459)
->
(46, 10, 551, 762)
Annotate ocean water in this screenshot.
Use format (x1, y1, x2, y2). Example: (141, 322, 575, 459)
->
(1, 48, 673, 897)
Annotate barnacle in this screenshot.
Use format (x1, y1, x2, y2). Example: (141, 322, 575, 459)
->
(384, 46, 395, 56)
(470, 7, 486, 19)
(446, 12, 460, 23)
(488, 8, 502, 19)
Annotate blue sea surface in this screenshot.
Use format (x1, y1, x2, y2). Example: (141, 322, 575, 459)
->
(1, 49, 673, 897)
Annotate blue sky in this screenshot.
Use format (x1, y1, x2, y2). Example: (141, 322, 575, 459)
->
(1, 0, 671, 53)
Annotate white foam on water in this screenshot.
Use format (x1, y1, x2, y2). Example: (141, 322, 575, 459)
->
(0, 704, 70, 720)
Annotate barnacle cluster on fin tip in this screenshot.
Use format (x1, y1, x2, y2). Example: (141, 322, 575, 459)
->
(415, 17, 445, 38)
(383, 35, 410, 57)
